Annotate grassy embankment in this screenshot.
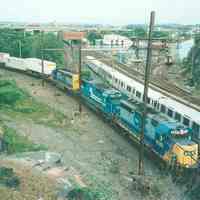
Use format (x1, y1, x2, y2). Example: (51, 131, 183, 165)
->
(0, 79, 68, 154)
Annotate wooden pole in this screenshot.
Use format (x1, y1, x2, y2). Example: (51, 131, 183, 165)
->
(19, 40, 22, 58)
(41, 31, 45, 87)
(138, 11, 155, 175)
(78, 41, 82, 113)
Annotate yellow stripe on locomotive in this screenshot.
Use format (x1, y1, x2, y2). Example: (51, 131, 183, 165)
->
(163, 142, 198, 168)
(72, 74, 80, 90)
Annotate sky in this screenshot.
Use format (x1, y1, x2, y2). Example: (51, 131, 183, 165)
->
(0, 0, 200, 25)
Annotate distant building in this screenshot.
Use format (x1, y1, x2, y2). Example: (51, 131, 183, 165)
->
(103, 34, 133, 49)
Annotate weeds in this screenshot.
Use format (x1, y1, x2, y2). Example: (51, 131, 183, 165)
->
(0, 79, 68, 128)
(3, 126, 47, 154)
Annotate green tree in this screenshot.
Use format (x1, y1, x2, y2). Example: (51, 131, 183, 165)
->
(134, 27, 147, 38)
(87, 31, 103, 44)
(152, 31, 169, 39)
(183, 35, 200, 87)
(0, 29, 64, 67)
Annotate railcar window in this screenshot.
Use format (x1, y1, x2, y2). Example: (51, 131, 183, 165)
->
(167, 109, 173, 118)
(115, 78, 118, 83)
(127, 85, 131, 92)
(132, 89, 135, 94)
(192, 122, 200, 133)
(175, 112, 181, 122)
(136, 91, 141, 99)
(160, 104, 166, 113)
(153, 101, 157, 108)
(147, 97, 151, 104)
(157, 103, 160, 110)
(121, 82, 124, 87)
(183, 117, 190, 126)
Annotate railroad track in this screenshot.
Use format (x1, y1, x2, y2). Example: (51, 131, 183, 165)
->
(86, 51, 200, 112)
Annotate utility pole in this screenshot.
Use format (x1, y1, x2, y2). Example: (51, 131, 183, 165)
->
(19, 40, 22, 58)
(78, 40, 82, 113)
(41, 31, 45, 87)
(138, 11, 155, 175)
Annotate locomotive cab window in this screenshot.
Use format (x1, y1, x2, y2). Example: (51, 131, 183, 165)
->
(151, 119, 158, 127)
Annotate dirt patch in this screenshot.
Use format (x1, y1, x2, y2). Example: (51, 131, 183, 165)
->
(0, 159, 57, 200)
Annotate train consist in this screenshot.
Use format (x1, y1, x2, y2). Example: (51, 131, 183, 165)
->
(0, 53, 56, 75)
(86, 56, 200, 140)
(0, 52, 198, 168)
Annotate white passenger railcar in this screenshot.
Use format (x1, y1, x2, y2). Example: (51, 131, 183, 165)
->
(86, 56, 200, 139)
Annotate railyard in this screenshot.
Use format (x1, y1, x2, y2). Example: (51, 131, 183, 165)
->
(0, 8, 200, 200)
(86, 51, 200, 109)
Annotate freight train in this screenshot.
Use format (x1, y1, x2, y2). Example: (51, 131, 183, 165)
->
(0, 52, 198, 168)
(85, 56, 200, 140)
(0, 53, 56, 76)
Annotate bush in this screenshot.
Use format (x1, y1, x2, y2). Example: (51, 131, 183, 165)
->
(3, 126, 47, 154)
(68, 187, 104, 200)
(0, 80, 27, 106)
(0, 167, 20, 188)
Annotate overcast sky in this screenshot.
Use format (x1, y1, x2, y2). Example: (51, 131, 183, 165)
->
(0, 0, 199, 25)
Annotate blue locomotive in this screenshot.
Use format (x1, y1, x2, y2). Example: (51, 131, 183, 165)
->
(52, 69, 198, 168)
(81, 79, 121, 118)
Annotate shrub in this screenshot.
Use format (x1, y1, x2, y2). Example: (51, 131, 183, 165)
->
(3, 126, 47, 154)
(0, 80, 27, 106)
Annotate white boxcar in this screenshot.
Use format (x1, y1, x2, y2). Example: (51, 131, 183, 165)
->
(25, 58, 56, 75)
(0, 53, 10, 63)
(6, 57, 27, 71)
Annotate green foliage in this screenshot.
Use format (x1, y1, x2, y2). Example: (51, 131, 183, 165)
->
(152, 31, 169, 39)
(134, 27, 147, 38)
(115, 27, 147, 38)
(183, 35, 200, 87)
(87, 32, 103, 43)
(0, 167, 20, 188)
(0, 29, 64, 67)
(0, 80, 27, 106)
(3, 126, 47, 154)
(0, 79, 67, 128)
(68, 185, 112, 200)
